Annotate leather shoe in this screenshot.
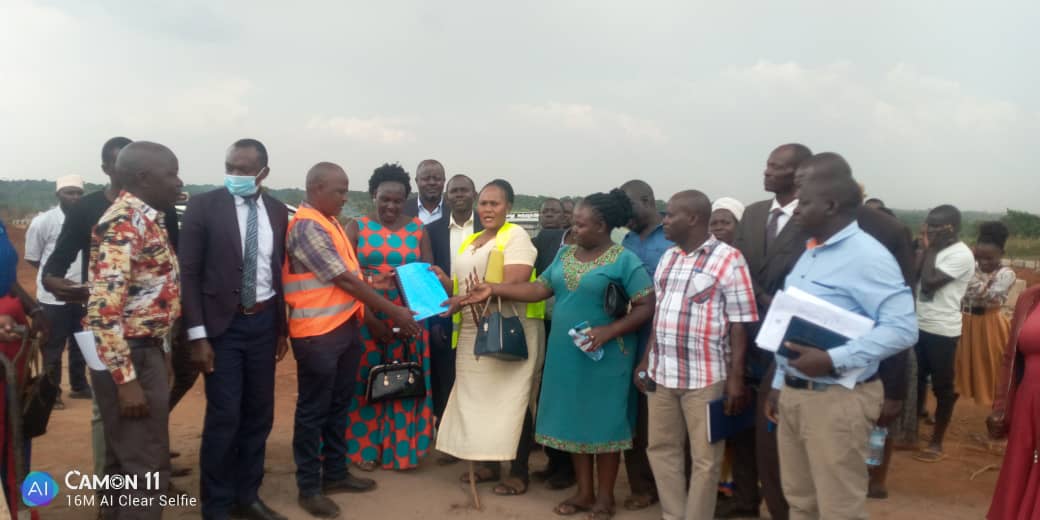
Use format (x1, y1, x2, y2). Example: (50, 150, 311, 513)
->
(230, 500, 288, 520)
(714, 499, 761, 518)
(298, 494, 340, 518)
(322, 473, 376, 494)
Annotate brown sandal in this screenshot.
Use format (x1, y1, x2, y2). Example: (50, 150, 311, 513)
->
(553, 501, 592, 516)
(493, 477, 528, 496)
(623, 494, 658, 510)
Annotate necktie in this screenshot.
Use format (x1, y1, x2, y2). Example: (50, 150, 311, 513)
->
(241, 197, 259, 308)
(765, 208, 784, 251)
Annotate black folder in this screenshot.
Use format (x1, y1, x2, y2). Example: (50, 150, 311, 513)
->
(776, 316, 852, 359)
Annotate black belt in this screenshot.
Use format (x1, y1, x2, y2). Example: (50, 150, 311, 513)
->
(126, 337, 163, 349)
(964, 306, 990, 316)
(784, 372, 879, 391)
(238, 298, 275, 316)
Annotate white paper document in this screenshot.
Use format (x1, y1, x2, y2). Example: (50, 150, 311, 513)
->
(73, 331, 108, 371)
(755, 287, 877, 389)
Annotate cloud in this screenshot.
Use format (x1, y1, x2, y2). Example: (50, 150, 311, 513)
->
(507, 103, 667, 144)
(306, 116, 415, 144)
(118, 78, 253, 131)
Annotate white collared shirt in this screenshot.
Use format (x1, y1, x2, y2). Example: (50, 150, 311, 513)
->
(24, 206, 82, 305)
(187, 194, 275, 341)
(769, 198, 799, 235)
(449, 211, 476, 257)
(417, 200, 444, 225)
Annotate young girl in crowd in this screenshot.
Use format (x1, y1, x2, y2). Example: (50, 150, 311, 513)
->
(955, 221, 1017, 406)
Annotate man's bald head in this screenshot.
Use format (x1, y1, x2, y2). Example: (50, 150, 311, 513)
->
(663, 189, 712, 246)
(306, 162, 350, 217)
(115, 141, 182, 210)
(671, 190, 712, 222)
(796, 152, 860, 214)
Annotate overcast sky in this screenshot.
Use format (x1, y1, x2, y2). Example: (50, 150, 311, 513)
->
(1, 1, 1035, 212)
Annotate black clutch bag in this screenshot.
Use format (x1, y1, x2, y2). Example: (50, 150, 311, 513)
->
(604, 281, 630, 318)
(474, 297, 528, 361)
(366, 360, 425, 403)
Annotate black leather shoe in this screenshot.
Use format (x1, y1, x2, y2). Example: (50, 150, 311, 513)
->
(230, 500, 288, 520)
(322, 473, 376, 494)
(298, 494, 340, 518)
(714, 499, 761, 518)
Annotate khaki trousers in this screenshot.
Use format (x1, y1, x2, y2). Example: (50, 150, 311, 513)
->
(647, 381, 724, 520)
(777, 380, 883, 520)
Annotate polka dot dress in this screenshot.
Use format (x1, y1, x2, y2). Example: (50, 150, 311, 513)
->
(345, 216, 434, 469)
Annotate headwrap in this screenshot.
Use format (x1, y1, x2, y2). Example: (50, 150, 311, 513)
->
(711, 197, 745, 222)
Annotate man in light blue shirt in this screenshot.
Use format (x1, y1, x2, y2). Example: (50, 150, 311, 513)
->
(764, 153, 917, 520)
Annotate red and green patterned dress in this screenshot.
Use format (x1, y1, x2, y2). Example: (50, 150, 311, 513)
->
(345, 216, 434, 469)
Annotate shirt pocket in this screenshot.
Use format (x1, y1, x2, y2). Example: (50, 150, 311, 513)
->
(686, 272, 718, 305)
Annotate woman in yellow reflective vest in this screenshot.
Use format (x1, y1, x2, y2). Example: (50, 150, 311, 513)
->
(435, 179, 545, 497)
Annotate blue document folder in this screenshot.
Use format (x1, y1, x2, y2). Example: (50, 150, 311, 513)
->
(776, 316, 851, 359)
(394, 262, 450, 321)
(707, 397, 756, 444)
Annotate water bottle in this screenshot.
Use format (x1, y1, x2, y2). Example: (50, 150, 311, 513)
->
(865, 426, 888, 466)
(568, 321, 604, 362)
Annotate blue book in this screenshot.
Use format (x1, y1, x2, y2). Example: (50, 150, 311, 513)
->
(707, 397, 756, 444)
(394, 262, 450, 321)
(776, 316, 851, 359)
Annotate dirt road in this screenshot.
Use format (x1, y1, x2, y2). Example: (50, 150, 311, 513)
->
(9, 224, 1003, 519)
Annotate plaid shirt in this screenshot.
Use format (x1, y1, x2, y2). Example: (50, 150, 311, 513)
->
(650, 236, 758, 389)
(286, 203, 356, 282)
(86, 192, 181, 384)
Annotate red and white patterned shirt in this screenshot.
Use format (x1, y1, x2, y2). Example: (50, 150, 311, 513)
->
(650, 236, 758, 389)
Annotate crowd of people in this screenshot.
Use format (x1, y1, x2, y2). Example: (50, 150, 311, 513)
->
(0, 137, 1036, 520)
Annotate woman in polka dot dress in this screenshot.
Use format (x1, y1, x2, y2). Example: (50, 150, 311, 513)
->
(345, 164, 436, 471)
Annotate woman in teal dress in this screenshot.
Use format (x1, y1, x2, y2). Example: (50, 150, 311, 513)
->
(461, 190, 655, 520)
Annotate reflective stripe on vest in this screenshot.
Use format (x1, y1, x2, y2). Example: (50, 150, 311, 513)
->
(450, 222, 545, 348)
(283, 206, 364, 338)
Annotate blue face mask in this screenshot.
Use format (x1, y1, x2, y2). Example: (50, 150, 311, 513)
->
(224, 174, 259, 197)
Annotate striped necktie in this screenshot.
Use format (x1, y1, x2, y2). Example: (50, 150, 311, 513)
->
(241, 196, 259, 308)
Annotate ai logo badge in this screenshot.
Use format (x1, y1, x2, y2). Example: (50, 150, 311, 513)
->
(22, 471, 59, 507)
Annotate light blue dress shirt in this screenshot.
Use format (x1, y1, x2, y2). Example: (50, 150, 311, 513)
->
(772, 221, 918, 389)
(621, 223, 673, 276)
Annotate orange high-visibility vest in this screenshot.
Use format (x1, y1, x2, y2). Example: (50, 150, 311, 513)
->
(283, 206, 364, 338)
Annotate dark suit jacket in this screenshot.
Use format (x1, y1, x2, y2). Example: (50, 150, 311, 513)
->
(403, 196, 447, 222)
(734, 199, 812, 312)
(179, 189, 289, 339)
(424, 211, 482, 276)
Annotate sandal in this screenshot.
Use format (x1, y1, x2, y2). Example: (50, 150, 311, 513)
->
(553, 501, 592, 516)
(355, 460, 379, 472)
(493, 477, 528, 496)
(622, 494, 658, 510)
(913, 448, 947, 463)
(586, 507, 615, 520)
(459, 465, 499, 484)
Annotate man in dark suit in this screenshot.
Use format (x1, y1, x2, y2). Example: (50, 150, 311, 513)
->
(720, 143, 813, 520)
(425, 174, 481, 447)
(403, 159, 447, 224)
(181, 139, 290, 520)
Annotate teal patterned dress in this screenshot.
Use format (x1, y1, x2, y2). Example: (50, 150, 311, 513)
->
(534, 244, 653, 453)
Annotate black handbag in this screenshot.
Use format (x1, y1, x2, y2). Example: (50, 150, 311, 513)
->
(474, 297, 528, 361)
(604, 281, 630, 318)
(365, 332, 427, 404)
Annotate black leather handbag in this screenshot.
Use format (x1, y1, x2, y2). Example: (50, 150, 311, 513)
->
(604, 281, 630, 318)
(365, 335, 427, 404)
(474, 297, 528, 361)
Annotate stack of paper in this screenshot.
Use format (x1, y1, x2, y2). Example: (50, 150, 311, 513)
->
(755, 287, 875, 389)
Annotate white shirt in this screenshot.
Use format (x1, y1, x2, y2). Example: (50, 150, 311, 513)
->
(24, 206, 81, 306)
(187, 194, 276, 341)
(769, 198, 799, 235)
(417, 200, 444, 225)
(449, 211, 476, 258)
(917, 241, 975, 337)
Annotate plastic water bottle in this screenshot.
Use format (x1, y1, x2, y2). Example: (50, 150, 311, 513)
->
(568, 321, 604, 362)
(865, 426, 888, 466)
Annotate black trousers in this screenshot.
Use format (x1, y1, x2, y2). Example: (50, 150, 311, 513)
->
(92, 343, 169, 520)
(428, 315, 456, 419)
(168, 323, 199, 411)
(623, 391, 656, 495)
(292, 318, 363, 496)
(728, 380, 761, 510)
(915, 330, 960, 426)
(756, 363, 788, 520)
(41, 302, 89, 393)
(200, 307, 277, 518)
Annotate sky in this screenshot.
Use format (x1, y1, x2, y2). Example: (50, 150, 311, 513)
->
(1, 0, 1036, 212)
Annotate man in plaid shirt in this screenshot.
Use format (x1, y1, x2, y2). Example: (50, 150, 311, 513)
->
(636, 190, 758, 520)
